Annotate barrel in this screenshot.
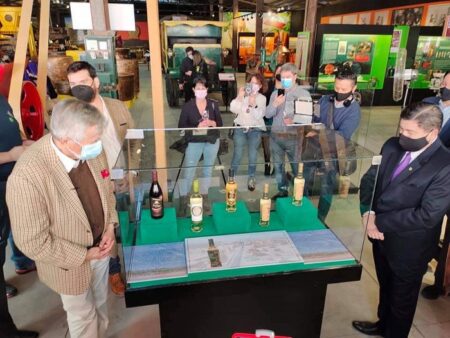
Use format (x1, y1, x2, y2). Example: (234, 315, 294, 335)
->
(47, 55, 74, 95)
(117, 59, 139, 96)
(117, 73, 134, 101)
(115, 48, 130, 60)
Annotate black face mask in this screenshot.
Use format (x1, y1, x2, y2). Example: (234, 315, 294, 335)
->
(333, 90, 352, 102)
(399, 133, 429, 152)
(275, 74, 281, 82)
(440, 87, 450, 101)
(71, 85, 95, 102)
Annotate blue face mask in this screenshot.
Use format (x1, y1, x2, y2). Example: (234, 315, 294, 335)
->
(71, 139, 103, 160)
(281, 78, 293, 89)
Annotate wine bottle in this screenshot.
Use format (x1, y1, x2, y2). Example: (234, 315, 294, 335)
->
(260, 183, 271, 226)
(190, 179, 203, 232)
(226, 169, 237, 212)
(150, 170, 164, 219)
(292, 162, 305, 206)
(207, 238, 222, 267)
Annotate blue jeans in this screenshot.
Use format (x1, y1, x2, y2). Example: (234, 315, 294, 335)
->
(9, 233, 34, 270)
(270, 133, 300, 191)
(183, 140, 220, 196)
(231, 128, 262, 177)
(0, 181, 18, 334)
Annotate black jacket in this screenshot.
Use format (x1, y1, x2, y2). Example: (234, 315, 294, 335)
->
(360, 137, 450, 268)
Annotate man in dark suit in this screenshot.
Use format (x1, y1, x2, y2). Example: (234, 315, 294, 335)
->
(353, 102, 450, 338)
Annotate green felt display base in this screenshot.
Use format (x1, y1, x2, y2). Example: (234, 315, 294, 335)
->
(212, 201, 251, 235)
(276, 197, 323, 230)
(137, 208, 178, 244)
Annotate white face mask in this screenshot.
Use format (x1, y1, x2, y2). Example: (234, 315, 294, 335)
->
(251, 83, 260, 94)
(194, 89, 207, 99)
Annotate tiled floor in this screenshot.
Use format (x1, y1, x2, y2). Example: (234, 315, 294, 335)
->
(5, 65, 450, 338)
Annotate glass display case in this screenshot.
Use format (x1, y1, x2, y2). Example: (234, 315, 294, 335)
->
(112, 117, 380, 337)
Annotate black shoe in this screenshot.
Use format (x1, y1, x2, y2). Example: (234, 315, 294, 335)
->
(13, 330, 39, 338)
(264, 164, 271, 176)
(271, 190, 288, 200)
(352, 321, 384, 336)
(6, 283, 18, 298)
(247, 177, 256, 191)
(421, 285, 443, 300)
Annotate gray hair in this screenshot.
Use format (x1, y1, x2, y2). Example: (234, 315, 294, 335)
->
(280, 63, 298, 75)
(50, 99, 106, 142)
(400, 102, 443, 131)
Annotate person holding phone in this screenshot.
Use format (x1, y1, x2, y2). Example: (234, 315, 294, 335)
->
(230, 73, 267, 191)
(265, 63, 311, 199)
(178, 77, 223, 196)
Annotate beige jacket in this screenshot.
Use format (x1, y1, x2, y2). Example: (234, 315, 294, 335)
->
(103, 97, 140, 169)
(6, 134, 118, 295)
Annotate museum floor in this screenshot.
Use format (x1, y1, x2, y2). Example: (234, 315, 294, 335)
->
(5, 65, 450, 338)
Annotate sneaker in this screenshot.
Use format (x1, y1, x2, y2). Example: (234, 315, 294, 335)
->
(15, 263, 36, 275)
(271, 190, 288, 200)
(109, 273, 125, 296)
(6, 283, 18, 298)
(264, 164, 271, 176)
(247, 177, 256, 191)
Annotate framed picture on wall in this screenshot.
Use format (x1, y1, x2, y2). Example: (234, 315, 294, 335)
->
(374, 10, 389, 25)
(342, 14, 357, 24)
(391, 7, 423, 26)
(426, 4, 450, 27)
(329, 16, 342, 24)
(358, 12, 372, 25)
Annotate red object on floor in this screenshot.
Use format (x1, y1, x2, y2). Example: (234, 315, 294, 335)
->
(232, 331, 291, 338)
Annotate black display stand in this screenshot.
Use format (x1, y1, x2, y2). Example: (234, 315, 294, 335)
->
(125, 264, 362, 338)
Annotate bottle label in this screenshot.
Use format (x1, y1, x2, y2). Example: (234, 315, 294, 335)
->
(260, 199, 271, 222)
(293, 178, 305, 201)
(151, 197, 163, 217)
(227, 189, 236, 206)
(190, 198, 203, 222)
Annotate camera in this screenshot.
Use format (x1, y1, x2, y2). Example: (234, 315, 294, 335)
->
(245, 83, 252, 96)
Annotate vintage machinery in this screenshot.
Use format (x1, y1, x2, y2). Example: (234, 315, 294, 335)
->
(161, 20, 236, 107)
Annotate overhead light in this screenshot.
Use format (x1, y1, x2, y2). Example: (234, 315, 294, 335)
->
(268, 10, 273, 16)
(212, 13, 215, 18)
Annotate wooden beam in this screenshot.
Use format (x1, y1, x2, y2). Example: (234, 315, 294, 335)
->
(90, 0, 111, 33)
(9, 0, 34, 133)
(255, 0, 263, 55)
(37, 0, 50, 118)
(146, 0, 168, 199)
(303, 0, 318, 78)
(232, 0, 239, 70)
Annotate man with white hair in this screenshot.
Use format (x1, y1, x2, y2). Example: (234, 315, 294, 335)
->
(6, 99, 117, 338)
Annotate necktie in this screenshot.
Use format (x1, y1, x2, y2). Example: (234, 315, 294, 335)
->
(391, 152, 411, 180)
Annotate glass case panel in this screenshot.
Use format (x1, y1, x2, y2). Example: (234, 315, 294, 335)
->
(114, 123, 379, 290)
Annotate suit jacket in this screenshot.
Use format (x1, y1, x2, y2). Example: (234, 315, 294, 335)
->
(360, 137, 450, 271)
(6, 134, 118, 295)
(103, 97, 140, 168)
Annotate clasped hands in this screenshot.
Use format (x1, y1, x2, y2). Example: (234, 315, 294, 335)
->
(86, 224, 115, 261)
(362, 213, 384, 240)
(198, 119, 216, 128)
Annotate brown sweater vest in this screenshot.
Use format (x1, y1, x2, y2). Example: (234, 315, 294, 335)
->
(68, 161, 104, 246)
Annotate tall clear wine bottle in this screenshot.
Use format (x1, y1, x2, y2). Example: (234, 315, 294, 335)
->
(150, 170, 164, 219)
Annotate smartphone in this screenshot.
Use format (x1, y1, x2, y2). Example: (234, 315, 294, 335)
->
(277, 88, 285, 96)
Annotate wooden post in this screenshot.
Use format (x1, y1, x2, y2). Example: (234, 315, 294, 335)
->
(232, 0, 239, 70)
(303, 0, 318, 78)
(146, 0, 168, 198)
(255, 0, 263, 55)
(37, 0, 50, 117)
(90, 0, 111, 33)
(9, 0, 34, 132)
